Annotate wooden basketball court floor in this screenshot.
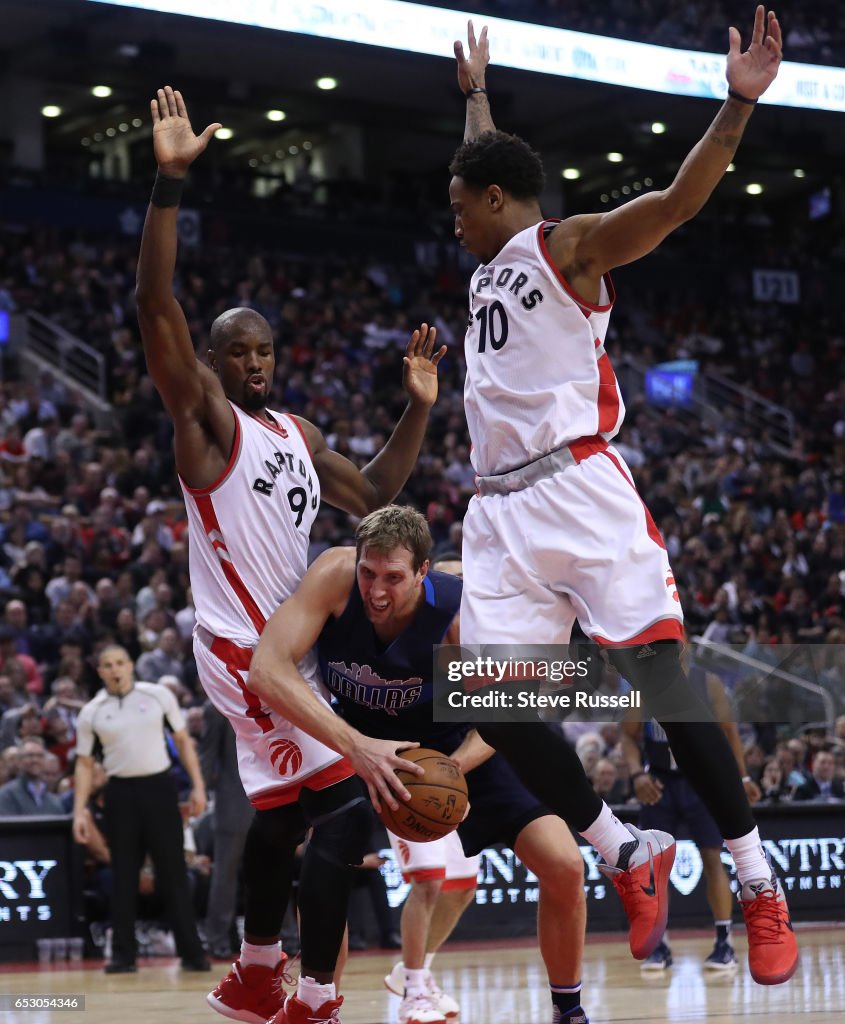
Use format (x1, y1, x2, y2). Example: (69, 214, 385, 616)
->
(1, 927, 842, 1023)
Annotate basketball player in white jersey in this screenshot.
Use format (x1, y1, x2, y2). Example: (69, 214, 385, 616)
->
(136, 87, 445, 1024)
(440, 9, 797, 988)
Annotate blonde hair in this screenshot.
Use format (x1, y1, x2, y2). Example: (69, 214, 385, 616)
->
(355, 505, 432, 571)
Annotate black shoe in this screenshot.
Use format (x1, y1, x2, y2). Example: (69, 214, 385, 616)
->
(379, 931, 402, 950)
(181, 956, 212, 972)
(347, 934, 368, 951)
(209, 946, 239, 962)
(104, 961, 137, 974)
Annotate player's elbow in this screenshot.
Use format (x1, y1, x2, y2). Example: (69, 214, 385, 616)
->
(659, 186, 705, 227)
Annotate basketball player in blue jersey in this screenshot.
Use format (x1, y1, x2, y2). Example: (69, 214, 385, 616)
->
(443, 8, 796, 987)
(248, 506, 590, 1024)
(621, 670, 761, 973)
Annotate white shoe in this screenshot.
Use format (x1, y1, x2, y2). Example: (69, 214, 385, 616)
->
(425, 971, 459, 1018)
(398, 992, 446, 1024)
(384, 960, 404, 996)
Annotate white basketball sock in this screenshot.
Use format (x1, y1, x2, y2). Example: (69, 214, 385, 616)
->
(240, 940, 282, 968)
(298, 975, 336, 1010)
(579, 802, 636, 866)
(724, 827, 769, 885)
(424, 952, 435, 970)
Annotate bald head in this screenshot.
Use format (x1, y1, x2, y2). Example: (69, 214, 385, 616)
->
(208, 308, 275, 412)
(209, 307, 273, 355)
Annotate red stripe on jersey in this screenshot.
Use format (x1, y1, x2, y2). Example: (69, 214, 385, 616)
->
(181, 412, 241, 496)
(600, 449, 667, 550)
(569, 434, 609, 464)
(592, 619, 685, 647)
(285, 414, 314, 459)
(209, 636, 273, 734)
(248, 411, 289, 440)
(536, 221, 616, 317)
(596, 350, 621, 434)
(250, 758, 356, 809)
(194, 494, 267, 633)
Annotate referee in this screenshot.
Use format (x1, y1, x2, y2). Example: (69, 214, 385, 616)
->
(72, 644, 210, 974)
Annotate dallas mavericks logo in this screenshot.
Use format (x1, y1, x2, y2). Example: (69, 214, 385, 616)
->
(325, 661, 424, 716)
(671, 840, 704, 896)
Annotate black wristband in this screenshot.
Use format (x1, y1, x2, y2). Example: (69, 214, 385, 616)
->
(727, 88, 757, 106)
(151, 171, 185, 208)
(465, 87, 488, 98)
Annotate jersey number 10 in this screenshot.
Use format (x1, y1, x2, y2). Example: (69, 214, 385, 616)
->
(476, 300, 509, 353)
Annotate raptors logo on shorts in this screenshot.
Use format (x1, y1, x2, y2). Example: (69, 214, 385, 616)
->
(269, 738, 304, 777)
(397, 840, 411, 865)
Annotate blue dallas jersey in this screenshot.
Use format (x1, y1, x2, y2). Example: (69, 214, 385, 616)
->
(317, 569, 463, 746)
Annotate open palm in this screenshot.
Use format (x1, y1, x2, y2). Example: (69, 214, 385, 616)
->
(727, 5, 782, 100)
(151, 86, 221, 177)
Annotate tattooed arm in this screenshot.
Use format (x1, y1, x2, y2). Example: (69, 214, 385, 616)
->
(546, 5, 782, 297)
(454, 21, 495, 141)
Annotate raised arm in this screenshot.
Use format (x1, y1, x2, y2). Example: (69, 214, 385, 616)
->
(454, 21, 495, 140)
(135, 87, 235, 487)
(549, 6, 782, 294)
(247, 548, 423, 811)
(294, 323, 445, 517)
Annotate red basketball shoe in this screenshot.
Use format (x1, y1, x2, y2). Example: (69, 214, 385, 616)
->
(207, 956, 287, 1024)
(268, 993, 344, 1024)
(599, 824, 676, 960)
(739, 874, 798, 985)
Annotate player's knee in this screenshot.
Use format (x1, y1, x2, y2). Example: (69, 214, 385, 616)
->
(442, 883, 476, 911)
(525, 840, 585, 899)
(409, 876, 443, 906)
(309, 798, 372, 867)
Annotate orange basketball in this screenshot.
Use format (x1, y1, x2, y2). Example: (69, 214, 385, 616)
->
(378, 748, 468, 843)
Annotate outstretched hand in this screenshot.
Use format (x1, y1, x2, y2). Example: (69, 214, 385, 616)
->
(727, 5, 782, 100)
(151, 86, 221, 178)
(454, 20, 489, 94)
(403, 323, 446, 409)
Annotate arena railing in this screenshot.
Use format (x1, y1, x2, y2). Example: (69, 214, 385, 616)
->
(23, 311, 111, 415)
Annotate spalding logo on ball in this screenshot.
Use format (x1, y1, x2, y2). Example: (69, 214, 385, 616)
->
(378, 748, 468, 843)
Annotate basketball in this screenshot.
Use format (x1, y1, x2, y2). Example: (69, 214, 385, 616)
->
(377, 748, 469, 843)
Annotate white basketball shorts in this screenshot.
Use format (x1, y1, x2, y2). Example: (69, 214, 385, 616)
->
(388, 828, 479, 888)
(193, 632, 353, 809)
(461, 444, 684, 646)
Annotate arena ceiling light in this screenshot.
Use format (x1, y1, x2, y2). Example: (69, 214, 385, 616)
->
(793, 168, 806, 178)
(607, 152, 624, 163)
(214, 127, 234, 140)
(651, 122, 667, 134)
(745, 183, 764, 195)
(41, 105, 62, 118)
(266, 109, 286, 122)
(726, 163, 736, 172)
(561, 168, 581, 180)
(316, 77, 338, 91)
(91, 85, 113, 98)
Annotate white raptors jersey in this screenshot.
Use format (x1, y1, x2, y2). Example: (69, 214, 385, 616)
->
(463, 220, 622, 477)
(180, 403, 321, 647)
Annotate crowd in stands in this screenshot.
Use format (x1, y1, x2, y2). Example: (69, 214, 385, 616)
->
(0, 204, 843, 951)
(418, 0, 845, 66)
